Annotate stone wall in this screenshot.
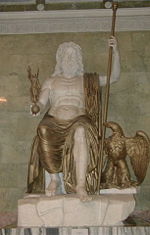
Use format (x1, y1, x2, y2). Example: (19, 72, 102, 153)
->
(0, 31, 149, 212)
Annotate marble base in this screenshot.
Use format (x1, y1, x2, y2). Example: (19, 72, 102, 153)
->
(18, 193, 135, 227)
(100, 187, 139, 194)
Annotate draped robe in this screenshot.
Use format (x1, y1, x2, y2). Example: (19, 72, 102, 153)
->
(27, 73, 102, 194)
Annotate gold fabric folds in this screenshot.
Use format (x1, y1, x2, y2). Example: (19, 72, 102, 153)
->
(27, 73, 101, 194)
(27, 135, 45, 193)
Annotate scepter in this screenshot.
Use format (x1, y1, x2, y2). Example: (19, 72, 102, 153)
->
(98, 2, 118, 193)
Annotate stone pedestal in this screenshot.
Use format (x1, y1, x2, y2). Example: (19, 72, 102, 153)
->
(18, 192, 135, 227)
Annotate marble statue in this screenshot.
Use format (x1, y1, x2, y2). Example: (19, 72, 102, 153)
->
(27, 37, 120, 201)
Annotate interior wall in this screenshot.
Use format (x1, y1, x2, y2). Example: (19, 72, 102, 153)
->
(0, 31, 149, 212)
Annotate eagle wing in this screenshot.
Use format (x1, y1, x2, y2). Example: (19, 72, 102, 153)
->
(125, 131, 150, 184)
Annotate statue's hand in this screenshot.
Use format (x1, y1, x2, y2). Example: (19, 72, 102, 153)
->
(30, 103, 40, 116)
(108, 36, 118, 53)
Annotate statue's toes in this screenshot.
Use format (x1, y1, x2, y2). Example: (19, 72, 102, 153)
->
(45, 189, 56, 197)
(76, 186, 93, 202)
(80, 195, 93, 202)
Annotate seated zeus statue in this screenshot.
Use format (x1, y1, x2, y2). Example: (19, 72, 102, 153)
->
(27, 36, 120, 201)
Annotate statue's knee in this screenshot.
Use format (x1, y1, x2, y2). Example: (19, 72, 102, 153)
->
(74, 126, 86, 142)
(38, 125, 47, 137)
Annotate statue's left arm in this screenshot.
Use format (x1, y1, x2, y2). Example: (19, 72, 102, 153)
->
(99, 36, 120, 86)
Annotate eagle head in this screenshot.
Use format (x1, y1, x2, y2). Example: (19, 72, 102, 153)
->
(104, 121, 124, 136)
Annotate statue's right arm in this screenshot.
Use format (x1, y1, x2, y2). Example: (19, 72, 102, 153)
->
(99, 36, 120, 87)
(31, 78, 51, 116)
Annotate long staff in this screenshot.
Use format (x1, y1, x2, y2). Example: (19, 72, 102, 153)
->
(98, 2, 118, 193)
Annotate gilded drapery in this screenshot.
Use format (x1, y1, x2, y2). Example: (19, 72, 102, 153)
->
(27, 73, 101, 194)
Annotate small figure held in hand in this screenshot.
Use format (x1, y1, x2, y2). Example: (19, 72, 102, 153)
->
(27, 66, 41, 115)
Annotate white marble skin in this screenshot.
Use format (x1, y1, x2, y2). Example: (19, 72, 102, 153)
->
(31, 37, 120, 200)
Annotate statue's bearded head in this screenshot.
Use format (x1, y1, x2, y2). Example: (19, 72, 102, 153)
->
(52, 42, 84, 78)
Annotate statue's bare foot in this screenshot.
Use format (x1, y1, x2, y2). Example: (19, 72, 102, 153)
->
(76, 186, 92, 202)
(46, 179, 58, 197)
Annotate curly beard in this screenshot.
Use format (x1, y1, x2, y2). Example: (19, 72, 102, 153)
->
(62, 61, 79, 78)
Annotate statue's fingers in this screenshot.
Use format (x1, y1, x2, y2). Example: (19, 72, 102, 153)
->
(110, 35, 115, 39)
(109, 38, 116, 44)
(108, 42, 115, 48)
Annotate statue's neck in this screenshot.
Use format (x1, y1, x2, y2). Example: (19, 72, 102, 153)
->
(62, 72, 77, 79)
(60, 75, 82, 82)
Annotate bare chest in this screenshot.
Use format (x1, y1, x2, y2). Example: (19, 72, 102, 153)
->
(51, 76, 84, 97)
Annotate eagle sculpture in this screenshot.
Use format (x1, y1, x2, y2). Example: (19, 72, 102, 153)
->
(102, 121, 150, 189)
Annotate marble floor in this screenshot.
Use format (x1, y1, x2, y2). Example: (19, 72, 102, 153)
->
(0, 226, 150, 235)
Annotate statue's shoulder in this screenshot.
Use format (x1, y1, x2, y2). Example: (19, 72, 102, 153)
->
(41, 77, 55, 90)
